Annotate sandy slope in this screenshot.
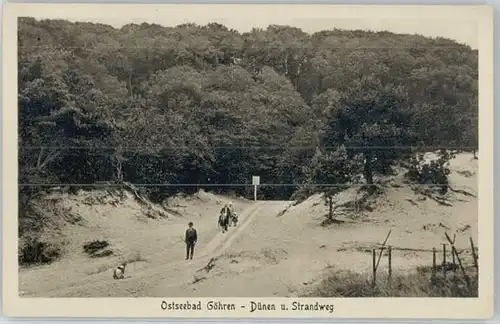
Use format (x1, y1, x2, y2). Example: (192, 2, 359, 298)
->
(19, 153, 478, 297)
(19, 190, 254, 296)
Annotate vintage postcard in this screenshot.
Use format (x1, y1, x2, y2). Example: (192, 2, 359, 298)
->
(2, 3, 494, 319)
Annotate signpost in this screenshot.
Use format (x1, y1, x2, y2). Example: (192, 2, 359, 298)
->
(252, 176, 260, 201)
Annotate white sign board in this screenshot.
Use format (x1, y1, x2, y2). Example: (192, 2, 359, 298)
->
(252, 176, 260, 186)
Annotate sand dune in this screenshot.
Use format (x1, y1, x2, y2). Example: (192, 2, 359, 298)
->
(19, 153, 478, 298)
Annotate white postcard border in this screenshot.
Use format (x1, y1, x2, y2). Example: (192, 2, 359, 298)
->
(2, 3, 495, 319)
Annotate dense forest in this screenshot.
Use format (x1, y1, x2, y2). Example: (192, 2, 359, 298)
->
(18, 18, 478, 204)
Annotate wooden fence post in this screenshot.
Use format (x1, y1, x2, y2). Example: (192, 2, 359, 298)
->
(442, 243, 447, 275)
(372, 249, 377, 291)
(432, 247, 436, 280)
(452, 248, 456, 276)
(445, 232, 471, 289)
(375, 229, 392, 270)
(469, 237, 478, 273)
(388, 246, 392, 283)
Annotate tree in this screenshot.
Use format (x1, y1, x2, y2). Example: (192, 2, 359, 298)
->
(321, 77, 416, 185)
(17, 18, 478, 203)
(302, 146, 358, 221)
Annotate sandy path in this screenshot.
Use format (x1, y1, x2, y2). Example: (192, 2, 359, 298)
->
(33, 201, 283, 297)
(20, 154, 477, 298)
(22, 190, 476, 298)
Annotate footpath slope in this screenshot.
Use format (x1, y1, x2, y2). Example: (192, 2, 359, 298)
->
(19, 153, 477, 297)
(154, 153, 478, 297)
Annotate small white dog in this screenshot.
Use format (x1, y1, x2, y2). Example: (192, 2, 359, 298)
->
(113, 263, 127, 280)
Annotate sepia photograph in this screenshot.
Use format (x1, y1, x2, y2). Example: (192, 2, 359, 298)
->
(3, 3, 494, 319)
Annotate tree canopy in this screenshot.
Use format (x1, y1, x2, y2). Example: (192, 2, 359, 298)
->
(18, 18, 478, 202)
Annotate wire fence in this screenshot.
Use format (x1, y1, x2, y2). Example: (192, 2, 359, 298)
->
(370, 230, 479, 294)
(18, 183, 454, 187)
(18, 145, 478, 151)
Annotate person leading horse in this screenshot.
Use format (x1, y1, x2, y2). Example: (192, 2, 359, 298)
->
(218, 203, 231, 233)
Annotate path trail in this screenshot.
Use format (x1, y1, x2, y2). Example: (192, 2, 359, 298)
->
(20, 154, 478, 298)
(37, 201, 290, 297)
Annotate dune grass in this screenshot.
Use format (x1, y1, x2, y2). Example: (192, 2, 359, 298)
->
(306, 266, 478, 297)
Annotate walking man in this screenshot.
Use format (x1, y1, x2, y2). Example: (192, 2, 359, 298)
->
(185, 222, 197, 260)
(220, 203, 229, 227)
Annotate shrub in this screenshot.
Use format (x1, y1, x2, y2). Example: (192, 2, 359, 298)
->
(83, 240, 112, 258)
(19, 237, 62, 265)
(406, 149, 455, 194)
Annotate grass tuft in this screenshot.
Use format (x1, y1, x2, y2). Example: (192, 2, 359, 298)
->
(305, 266, 478, 297)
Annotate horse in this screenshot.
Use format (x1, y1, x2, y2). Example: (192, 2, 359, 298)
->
(218, 206, 230, 233)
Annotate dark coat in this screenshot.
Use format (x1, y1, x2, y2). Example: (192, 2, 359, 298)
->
(185, 228, 198, 243)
